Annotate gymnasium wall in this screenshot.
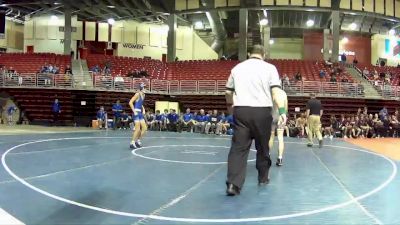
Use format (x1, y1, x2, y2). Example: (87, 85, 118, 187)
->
(115, 21, 218, 60)
(371, 34, 400, 66)
(0, 19, 24, 52)
(23, 15, 217, 60)
(23, 15, 80, 54)
(270, 38, 303, 60)
(303, 32, 371, 65)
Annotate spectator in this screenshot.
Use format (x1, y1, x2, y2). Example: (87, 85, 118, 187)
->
(295, 113, 307, 137)
(112, 100, 123, 129)
(219, 113, 234, 135)
(205, 110, 219, 134)
(145, 110, 154, 129)
(48, 64, 54, 73)
(7, 105, 17, 126)
(65, 65, 72, 75)
(362, 67, 370, 77)
(341, 77, 349, 83)
(179, 108, 195, 132)
(121, 111, 131, 129)
(379, 107, 389, 121)
(295, 72, 302, 81)
(353, 57, 358, 66)
(52, 99, 61, 126)
(319, 70, 326, 79)
(151, 110, 163, 131)
(195, 109, 207, 133)
(330, 75, 337, 83)
(282, 73, 290, 88)
(90, 65, 101, 73)
(167, 109, 179, 131)
(340, 53, 347, 65)
(96, 106, 107, 129)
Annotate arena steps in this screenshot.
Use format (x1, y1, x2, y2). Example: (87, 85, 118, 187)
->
(346, 67, 381, 99)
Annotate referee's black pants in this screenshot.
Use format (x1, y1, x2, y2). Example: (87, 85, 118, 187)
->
(227, 106, 272, 189)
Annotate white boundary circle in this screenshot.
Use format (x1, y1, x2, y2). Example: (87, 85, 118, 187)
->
(1, 136, 397, 223)
(131, 145, 257, 165)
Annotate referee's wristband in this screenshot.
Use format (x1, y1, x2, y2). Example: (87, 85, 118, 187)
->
(278, 107, 286, 115)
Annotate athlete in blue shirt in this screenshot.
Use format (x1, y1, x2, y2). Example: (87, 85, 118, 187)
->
(7, 105, 17, 126)
(52, 99, 61, 126)
(112, 100, 123, 129)
(129, 83, 147, 149)
(151, 110, 163, 131)
(96, 106, 107, 129)
(179, 108, 196, 132)
(195, 109, 207, 133)
(167, 109, 179, 131)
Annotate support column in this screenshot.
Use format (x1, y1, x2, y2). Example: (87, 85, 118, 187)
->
(63, 5, 72, 55)
(167, 14, 177, 62)
(262, 27, 271, 59)
(323, 28, 330, 60)
(331, 10, 340, 63)
(238, 8, 248, 61)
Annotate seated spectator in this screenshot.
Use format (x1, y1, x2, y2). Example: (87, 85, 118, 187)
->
(114, 75, 125, 89)
(145, 110, 154, 129)
(151, 110, 163, 131)
(295, 113, 306, 137)
(390, 115, 400, 137)
(48, 64, 54, 73)
(195, 109, 207, 133)
(161, 109, 169, 130)
(121, 111, 131, 129)
(52, 65, 60, 74)
(167, 109, 179, 131)
(324, 115, 337, 138)
(139, 68, 148, 77)
(330, 75, 337, 83)
(205, 110, 219, 134)
(65, 65, 72, 75)
(341, 77, 349, 83)
(362, 67, 370, 77)
(219, 113, 234, 135)
(96, 106, 107, 129)
(319, 70, 326, 79)
(282, 73, 290, 87)
(178, 108, 196, 132)
(112, 100, 123, 130)
(90, 65, 101, 73)
(295, 72, 302, 81)
(7, 67, 16, 74)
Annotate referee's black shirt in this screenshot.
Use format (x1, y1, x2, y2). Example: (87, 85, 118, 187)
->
(306, 99, 322, 116)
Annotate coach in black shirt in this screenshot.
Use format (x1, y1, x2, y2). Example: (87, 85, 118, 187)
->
(306, 93, 323, 148)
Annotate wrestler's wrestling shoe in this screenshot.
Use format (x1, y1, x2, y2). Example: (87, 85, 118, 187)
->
(276, 158, 283, 166)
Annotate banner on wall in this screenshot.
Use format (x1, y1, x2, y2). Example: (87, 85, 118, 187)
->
(385, 39, 400, 56)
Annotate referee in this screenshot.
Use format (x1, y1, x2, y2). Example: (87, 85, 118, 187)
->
(225, 45, 287, 196)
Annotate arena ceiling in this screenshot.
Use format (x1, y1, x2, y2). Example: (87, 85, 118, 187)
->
(0, 0, 398, 37)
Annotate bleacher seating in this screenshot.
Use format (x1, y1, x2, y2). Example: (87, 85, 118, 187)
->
(0, 53, 71, 74)
(86, 55, 357, 82)
(86, 54, 168, 79)
(357, 64, 400, 86)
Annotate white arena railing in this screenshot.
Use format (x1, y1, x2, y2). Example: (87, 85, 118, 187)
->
(1, 73, 399, 99)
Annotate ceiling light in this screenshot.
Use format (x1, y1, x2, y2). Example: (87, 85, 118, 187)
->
(269, 39, 274, 45)
(349, 22, 357, 30)
(50, 15, 58, 21)
(306, 19, 314, 27)
(107, 18, 115, 25)
(263, 9, 268, 17)
(389, 29, 396, 35)
(260, 18, 268, 26)
(54, 2, 60, 5)
(0, 4, 7, 7)
(342, 37, 349, 43)
(194, 21, 203, 29)
(107, 5, 116, 8)
(306, 9, 314, 12)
